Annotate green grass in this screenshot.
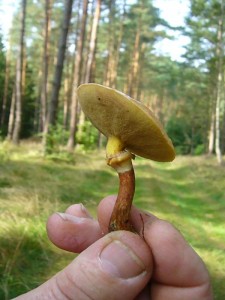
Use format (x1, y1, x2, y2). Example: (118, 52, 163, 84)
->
(0, 141, 225, 299)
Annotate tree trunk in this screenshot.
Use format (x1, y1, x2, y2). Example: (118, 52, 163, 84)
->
(7, 86, 16, 140)
(103, 0, 125, 88)
(110, 0, 126, 89)
(1, 43, 11, 128)
(63, 0, 81, 130)
(22, 48, 26, 96)
(43, 0, 74, 152)
(215, 0, 224, 165)
(67, 0, 88, 151)
(84, 0, 101, 83)
(127, 22, 141, 98)
(77, 0, 101, 139)
(222, 109, 225, 153)
(136, 42, 146, 100)
(34, 69, 42, 133)
(104, 0, 116, 87)
(208, 109, 215, 154)
(40, 0, 52, 132)
(215, 73, 223, 164)
(12, 0, 27, 144)
(46, 0, 73, 127)
(63, 75, 69, 129)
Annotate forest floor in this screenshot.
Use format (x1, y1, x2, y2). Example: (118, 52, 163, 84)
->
(0, 141, 225, 299)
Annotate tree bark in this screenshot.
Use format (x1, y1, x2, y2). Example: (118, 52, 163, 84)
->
(215, 0, 224, 165)
(40, 0, 52, 132)
(46, 0, 74, 128)
(84, 0, 101, 83)
(77, 0, 101, 139)
(110, 0, 126, 89)
(63, 75, 69, 129)
(34, 69, 42, 133)
(1, 43, 11, 128)
(104, 0, 116, 87)
(43, 0, 74, 152)
(127, 21, 141, 98)
(7, 86, 16, 140)
(12, 0, 27, 144)
(67, 0, 88, 151)
(208, 109, 215, 154)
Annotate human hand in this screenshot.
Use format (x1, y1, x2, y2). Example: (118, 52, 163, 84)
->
(14, 196, 213, 300)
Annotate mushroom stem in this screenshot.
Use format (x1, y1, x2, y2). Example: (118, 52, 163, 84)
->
(106, 137, 135, 232)
(109, 166, 135, 232)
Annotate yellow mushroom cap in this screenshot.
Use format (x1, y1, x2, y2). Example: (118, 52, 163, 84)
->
(77, 83, 175, 162)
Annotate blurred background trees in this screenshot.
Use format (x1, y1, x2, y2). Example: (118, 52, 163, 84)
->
(0, 0, 224, 164)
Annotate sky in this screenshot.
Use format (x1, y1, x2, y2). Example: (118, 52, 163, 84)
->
(0, 0, 190, 62)
(0, 0, 17, 41)
(153, 0, 190, 61)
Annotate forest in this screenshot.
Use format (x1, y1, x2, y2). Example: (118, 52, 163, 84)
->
(0, 0, 224, 164)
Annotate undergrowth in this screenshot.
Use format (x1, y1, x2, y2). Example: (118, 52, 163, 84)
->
(0, 142, 224, 299)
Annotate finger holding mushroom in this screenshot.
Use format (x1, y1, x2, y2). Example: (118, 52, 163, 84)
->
(77, 83, 175, 232)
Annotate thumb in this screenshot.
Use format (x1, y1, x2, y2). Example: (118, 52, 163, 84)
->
(15, 231, 152, 300)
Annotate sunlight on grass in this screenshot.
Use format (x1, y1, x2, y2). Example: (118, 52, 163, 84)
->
(0, 142, 225, 299)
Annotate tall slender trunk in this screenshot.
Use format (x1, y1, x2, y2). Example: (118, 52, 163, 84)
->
(110, 0, 126, 89)
(43, 0, 74, 152)
(222, 109, 225, 153)
(63, 75, 69, 129)
(34, 69, 42, 133)
(1, 43, 11, 128)
(12, 0, 27, 144)
(40, 0, 52, 132)
(127, 22, 141, 98)
(47, 0, 73, 127)
(103, 0, 125, 89)
(84, 0, 101, 83)
(7, 87, 16, 140)
(215, 73, 223, 164)
(136, 42, 146, 100)
(77, 0, 101, 138)
(104, 0, 115, 87)
(63, 0, 81, 130)
(208, 109, 215, 154)
(67, 0, 88, 151)
(215, 0, 224, 165)
(22, 48, 26, 96)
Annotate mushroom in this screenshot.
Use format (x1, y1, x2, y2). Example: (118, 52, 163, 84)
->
(77, 83, 175, 232)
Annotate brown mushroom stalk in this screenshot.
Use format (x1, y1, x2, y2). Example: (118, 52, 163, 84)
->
(109, 166, 135, 232)
(77, 83, 176, 234)
(106, 137, 135, 231)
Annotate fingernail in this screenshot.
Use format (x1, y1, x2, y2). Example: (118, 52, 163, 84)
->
(79, 203, 93, 218)
(56, 212, 85, 224)
(99, 240, 146, 279)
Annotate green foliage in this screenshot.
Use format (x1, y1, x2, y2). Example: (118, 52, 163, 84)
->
(0, 33, 6, 119)
(0, 143, 225, 298)
(166, 117, 191, 154)
(0, 141, 11, 162)
(46, 150, 76, 164)
(21, 65, 37, 138)
(194, 144, 205, 155)
(76, 120, 99, 150)
(166, 116, 205, 155)
(44, 124, 69, 155)
(43, 123, 75, 163)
